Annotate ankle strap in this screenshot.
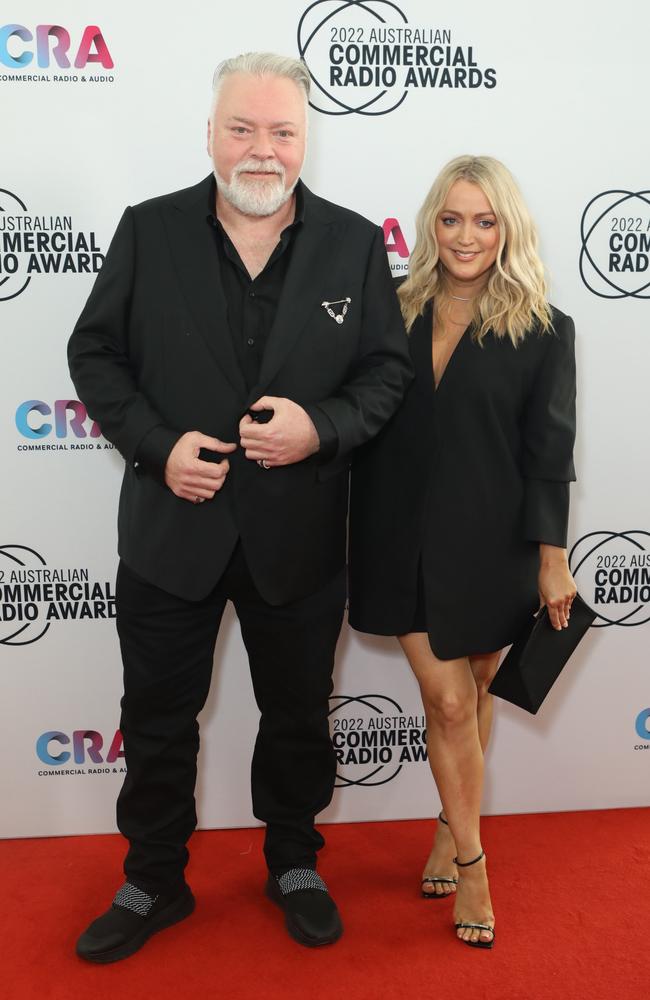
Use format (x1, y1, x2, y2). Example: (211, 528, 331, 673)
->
(453, 850, 485, 867)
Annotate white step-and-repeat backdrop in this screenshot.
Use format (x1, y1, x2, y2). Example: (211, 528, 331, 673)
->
(1, 1, 649, 838)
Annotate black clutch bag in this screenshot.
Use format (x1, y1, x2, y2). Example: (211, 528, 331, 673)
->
(488, 593, 596, 714)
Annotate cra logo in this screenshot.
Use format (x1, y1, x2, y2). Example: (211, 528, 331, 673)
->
(0, 24, 113, 69)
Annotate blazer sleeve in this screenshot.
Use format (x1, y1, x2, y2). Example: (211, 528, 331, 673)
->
(309, 227, 413, 473)
(521, 313, 577, 547)
(67, 207, 180, 471)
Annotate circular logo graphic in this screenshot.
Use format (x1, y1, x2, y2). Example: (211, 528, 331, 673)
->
(329, 693, 426, 786)
(0, 188, 104, 304)
(579, 190, 650, 299)
(297, 2, 497, 116)
(0, 544, 115, 645)
(569, 530, 650, 627)
(0, 544, 50, 645)
(0, 189, 32, 301)
(298, 1, 409, 116)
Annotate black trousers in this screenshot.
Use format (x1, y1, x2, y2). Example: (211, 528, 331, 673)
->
(114, 543, 346, 895)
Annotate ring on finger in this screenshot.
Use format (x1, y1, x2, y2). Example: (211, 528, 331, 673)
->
(257, 459, 271, 470)
(193, 496, 204, 504)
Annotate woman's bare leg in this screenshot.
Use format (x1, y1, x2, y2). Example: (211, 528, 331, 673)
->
(419, 650, 502, 894)
(468, 651, 502, 753)
(399, 633, 494, 944)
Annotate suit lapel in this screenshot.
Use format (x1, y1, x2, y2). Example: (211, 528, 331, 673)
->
(409, 302, 437, 454)
(161, 177, 247, 400)
(246, 187, 339, 406)
(410, 301, 435, 397)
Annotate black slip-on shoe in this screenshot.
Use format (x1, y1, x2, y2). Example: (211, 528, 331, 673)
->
(76, 884, 195, 964)
(265, 869, 343, 947)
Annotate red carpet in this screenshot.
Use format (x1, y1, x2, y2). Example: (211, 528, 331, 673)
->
(3, 809, 649, 1000)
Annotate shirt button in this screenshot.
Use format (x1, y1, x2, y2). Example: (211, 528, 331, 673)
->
(247, 338, 255, 346)
(249, 291, 255, 298)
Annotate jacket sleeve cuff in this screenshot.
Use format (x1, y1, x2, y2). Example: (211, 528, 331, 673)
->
(523, 479, 570, 547)
(134, 425, 182, 482)
(304, 404, 339, 462)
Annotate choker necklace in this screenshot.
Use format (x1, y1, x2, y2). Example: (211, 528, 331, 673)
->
(450, 294, 472, 301)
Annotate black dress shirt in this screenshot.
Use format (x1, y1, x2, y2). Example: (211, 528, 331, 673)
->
(207, 179, 337, 457)
(207, 181, 303, 389)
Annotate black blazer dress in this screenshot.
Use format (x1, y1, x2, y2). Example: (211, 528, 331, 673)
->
(348, 300, 577, 659)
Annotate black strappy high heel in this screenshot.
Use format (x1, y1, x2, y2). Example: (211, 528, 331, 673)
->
(453, 850, 495, 949)
(420, 813, 459, 899)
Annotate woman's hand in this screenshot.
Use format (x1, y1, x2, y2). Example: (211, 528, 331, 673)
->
(538, 544, 577, 630)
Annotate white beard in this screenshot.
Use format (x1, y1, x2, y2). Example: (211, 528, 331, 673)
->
(214, 158, 297, 217)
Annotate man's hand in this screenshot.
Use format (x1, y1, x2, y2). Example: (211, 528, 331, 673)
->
(164, 431, 237, 502)
(239, 396, 320, 467)
(538, 544, 577, 630)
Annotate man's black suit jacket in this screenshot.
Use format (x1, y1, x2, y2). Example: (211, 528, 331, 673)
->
(68, 176, 412, 604)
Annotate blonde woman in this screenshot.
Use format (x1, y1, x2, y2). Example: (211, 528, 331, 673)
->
(348, 156, 577, 949)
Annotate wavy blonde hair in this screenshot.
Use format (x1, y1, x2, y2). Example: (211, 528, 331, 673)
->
(398, 155, 552, 345)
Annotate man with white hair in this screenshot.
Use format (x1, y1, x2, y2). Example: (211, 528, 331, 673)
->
(69, 52, 411, 962)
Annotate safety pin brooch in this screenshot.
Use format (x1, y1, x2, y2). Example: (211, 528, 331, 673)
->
(321, 297, 351, 325)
